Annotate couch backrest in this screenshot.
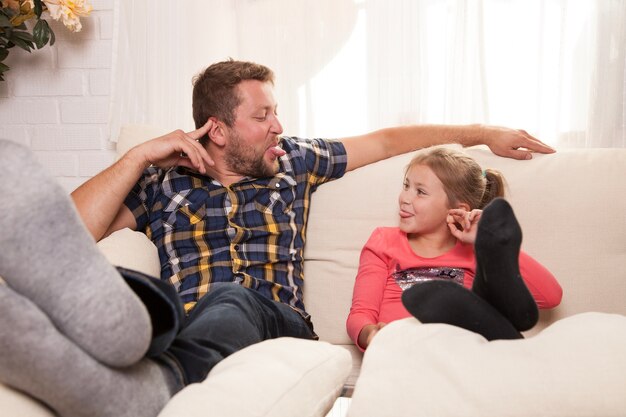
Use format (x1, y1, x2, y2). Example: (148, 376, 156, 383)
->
(305, 146, 626, 343)
(113, 126, 626, 345)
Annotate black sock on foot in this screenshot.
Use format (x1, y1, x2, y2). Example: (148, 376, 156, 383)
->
(472, 198, 538, 331)
(401, 280, 523, 341)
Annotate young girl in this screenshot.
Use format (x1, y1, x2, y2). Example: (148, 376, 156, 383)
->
(346, 148, 563, 350)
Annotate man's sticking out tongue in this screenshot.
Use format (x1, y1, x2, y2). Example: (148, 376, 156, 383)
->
(269, 145, 286, 157)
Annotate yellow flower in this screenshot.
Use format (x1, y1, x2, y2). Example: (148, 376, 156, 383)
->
(43, 0, 92, 32)
(4, 0, 35, 27)
(1, 0, 21, 12)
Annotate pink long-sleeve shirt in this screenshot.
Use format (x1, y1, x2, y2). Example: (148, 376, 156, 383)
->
(346, 227, 563, 349)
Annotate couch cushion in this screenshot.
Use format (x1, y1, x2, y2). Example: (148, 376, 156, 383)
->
(98, 228, 161, 279)
(114, 124, 170, 158)
(0, 384, 55, 417)
(157, 337, 352, 417)
(348, 313, 626, 417)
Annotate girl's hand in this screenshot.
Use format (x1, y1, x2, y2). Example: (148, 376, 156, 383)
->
(447, 209, 482, 244)
(358, 322, 387, 349)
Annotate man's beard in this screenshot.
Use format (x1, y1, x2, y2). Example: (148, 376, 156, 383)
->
(224, 129, 279, 178)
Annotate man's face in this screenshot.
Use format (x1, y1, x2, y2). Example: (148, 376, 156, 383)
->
(223, 80, 284, 178)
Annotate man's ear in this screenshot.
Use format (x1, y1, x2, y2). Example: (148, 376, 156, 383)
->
(208, 117, 227, 146)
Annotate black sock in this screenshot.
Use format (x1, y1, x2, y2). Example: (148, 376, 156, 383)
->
(401, 280, 522, 341)
(472, 198, 538, 331)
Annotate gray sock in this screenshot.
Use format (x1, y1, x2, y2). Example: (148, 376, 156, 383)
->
(0, 139, 151, 367)
(0, 283, 181, 417)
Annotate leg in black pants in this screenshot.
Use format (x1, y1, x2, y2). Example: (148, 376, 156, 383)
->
(401, 198, 538, 340)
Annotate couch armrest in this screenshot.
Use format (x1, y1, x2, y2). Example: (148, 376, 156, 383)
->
(0, 384, 55, 417)
(97, 228, 161, 279)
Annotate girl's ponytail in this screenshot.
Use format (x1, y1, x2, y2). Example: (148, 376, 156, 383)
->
(478, 169, 506, 209)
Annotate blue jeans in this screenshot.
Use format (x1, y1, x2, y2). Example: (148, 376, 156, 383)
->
(119, 268, 315, 385)
(167, 284, 315, 384)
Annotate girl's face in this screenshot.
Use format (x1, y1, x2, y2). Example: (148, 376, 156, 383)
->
(398, 164, 451, 235)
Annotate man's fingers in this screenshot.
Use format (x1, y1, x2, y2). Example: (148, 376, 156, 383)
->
(184, 123, 215, 167)
(518, 130, 556, 154)
(174, 156, 199, 172)
(503, 148, 534, 160)
(186, 119, 213, 141)
(488, 127, 555, 160)
(176, 138, 213, 173)
(170, 124, 214, 168)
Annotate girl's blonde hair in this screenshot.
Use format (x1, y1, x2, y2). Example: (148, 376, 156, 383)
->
(406, 148, 506, 209)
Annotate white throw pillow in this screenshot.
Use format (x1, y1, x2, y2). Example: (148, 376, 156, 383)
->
(158, 337, 352, 417)
(97, 228, 161, 278)
(0, 384, 55, 417)
(349, 313, 626, 417)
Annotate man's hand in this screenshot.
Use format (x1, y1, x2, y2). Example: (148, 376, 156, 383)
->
(127, 119, 215, 174)
(447, 208, 482, 244)
(480, 126, 555, 160)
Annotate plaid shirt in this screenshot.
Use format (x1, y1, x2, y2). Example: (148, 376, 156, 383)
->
(124, 137, 347, 320)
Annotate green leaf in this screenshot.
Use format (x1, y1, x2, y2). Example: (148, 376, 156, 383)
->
(34, 0, 43, 18)
(0, 48, 8, 61)
(0, 62, 9, 72)
(12, 30, 34, 42)
(49, 27, 55, 46)
(9, 36, 33, 52)
(0, 14, 12, 28)
(33, 19, 51, 49)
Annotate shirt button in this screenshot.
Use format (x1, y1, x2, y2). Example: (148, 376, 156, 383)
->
(234, 244, 240, 251)
(275, 183, 280, 188)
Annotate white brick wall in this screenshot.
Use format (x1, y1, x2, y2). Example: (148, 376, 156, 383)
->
(0, 0, 116, 193)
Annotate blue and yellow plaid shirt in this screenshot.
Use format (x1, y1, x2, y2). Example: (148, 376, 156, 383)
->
(124, 137, 347, 320)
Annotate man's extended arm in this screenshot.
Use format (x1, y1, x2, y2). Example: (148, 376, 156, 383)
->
(71, 122, 214, 241)
(340, 124, 555, 172)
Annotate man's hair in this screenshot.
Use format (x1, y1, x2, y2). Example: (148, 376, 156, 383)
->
(192, 59, 275, 144)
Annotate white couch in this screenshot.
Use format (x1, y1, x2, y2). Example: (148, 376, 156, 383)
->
(2, 125, 626, 416)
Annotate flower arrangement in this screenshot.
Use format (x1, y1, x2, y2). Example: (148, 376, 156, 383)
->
(0, 0, 92, 81)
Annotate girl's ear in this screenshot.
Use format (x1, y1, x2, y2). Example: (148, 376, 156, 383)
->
(456, 202, 471, 212)
(208, 118, 227, 147)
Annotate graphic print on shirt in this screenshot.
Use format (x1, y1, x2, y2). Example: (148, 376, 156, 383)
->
(392, 266, 465, 290)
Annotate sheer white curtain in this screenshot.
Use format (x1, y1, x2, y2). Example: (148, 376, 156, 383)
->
(110, 0, 626, 148)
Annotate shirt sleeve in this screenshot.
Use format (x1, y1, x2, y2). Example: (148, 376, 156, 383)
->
(123, 167, 163, 232)
(291, 137, 348, 186)
(519, 250, 563, 309)
(346, 228, 389, 350)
